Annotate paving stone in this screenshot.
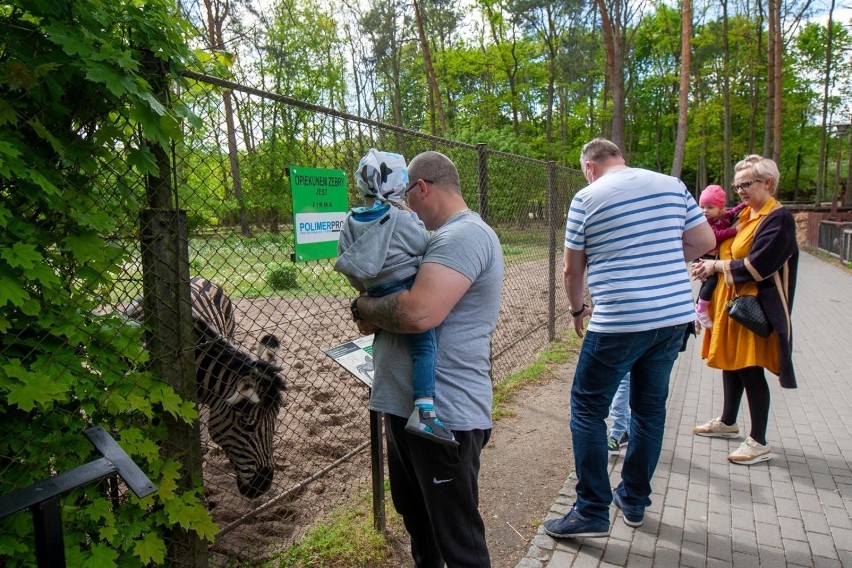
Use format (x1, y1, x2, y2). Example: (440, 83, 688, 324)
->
(514, 253, 850, 568)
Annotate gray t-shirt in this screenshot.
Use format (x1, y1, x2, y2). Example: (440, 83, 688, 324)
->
(369, 210, 504, 431)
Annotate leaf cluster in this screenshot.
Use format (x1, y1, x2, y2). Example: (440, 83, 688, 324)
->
(0, 1, 213, 565)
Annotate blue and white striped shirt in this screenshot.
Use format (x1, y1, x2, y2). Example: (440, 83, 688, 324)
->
(565, 167, 706, 333)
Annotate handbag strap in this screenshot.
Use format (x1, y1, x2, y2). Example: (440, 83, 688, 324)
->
(728, 201, 783, 296)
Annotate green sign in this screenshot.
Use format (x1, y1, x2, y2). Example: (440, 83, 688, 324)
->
(290, 166, 348, 262)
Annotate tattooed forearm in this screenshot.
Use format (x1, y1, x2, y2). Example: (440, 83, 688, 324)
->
(360, 292, 425, 333)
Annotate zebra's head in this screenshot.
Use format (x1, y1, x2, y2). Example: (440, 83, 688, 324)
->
(194, 317, 286, 499)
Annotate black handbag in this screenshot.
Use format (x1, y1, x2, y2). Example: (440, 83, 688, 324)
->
(726, 291, 772, 338)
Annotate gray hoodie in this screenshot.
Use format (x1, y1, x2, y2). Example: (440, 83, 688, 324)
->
(334, 204, 430, 293)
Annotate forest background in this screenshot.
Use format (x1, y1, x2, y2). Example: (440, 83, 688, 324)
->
(184, 0, 852, 202)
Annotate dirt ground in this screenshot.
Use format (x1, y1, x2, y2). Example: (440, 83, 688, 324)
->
(479, 368, 574, 567)
(194, 256, 572, 565)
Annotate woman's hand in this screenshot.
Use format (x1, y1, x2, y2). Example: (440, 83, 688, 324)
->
(690, 259, 715, 282)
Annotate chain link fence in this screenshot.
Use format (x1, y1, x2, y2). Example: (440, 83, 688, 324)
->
(2, 68, 584, 566)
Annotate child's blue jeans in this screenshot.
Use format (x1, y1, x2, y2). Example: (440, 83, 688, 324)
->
(368, 276, 436, 400)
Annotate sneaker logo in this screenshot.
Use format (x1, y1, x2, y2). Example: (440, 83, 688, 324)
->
(432, 477, 453, 485)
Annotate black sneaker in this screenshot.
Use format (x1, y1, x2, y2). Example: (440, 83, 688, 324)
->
(405, 407, 459, 447)
(607, 436, 620, 456)
(618, 432, 629, 448)
(612, 489, 644, 527)
(543, 507, 609, 539)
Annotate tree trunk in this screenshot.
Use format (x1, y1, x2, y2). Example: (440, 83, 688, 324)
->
(816, 0, 836, 204)
(670, 0, 692, 177)
(722, 0, 732, 189)
(772, 0, 782, 164)
(204, 0, 249, 236)
(413, 0, 446, 136)
(764, 0, 775, 158)
(596, 0, 625, 152)
(544, 2, 557, 159)
(223, 90, 250, 236)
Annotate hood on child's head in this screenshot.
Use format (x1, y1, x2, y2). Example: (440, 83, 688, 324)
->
(355, 149, 409, 203)
(699, 185, 726, 209)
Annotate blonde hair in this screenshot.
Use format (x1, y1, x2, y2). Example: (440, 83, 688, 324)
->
(734, 155, 780, 195)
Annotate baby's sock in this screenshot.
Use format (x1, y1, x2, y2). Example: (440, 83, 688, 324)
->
(696, 299, 710, 313)
(415, 397, 434, 410)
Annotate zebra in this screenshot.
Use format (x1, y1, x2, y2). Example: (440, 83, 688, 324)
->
(126, 277, 286, 498)
(190, 276, 236, 340)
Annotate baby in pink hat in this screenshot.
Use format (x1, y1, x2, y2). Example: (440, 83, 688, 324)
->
(694, 185, 746, 328)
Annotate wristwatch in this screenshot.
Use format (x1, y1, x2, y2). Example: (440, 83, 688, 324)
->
(350, 297, 363, 321)
(571, 303, 589, 318)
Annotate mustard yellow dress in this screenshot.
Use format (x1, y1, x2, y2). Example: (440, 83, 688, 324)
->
(701, 199, 781, 374)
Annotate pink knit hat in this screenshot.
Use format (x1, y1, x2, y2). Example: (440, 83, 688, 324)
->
(699, 185, 726, 208)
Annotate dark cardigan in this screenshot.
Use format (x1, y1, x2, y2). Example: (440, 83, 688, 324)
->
(721, 205, 799, 388)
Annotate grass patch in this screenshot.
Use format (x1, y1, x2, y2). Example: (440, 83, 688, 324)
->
(270, 485, 406, 568)
(110, 226, 556, 304)
(492, 330, 583, 420)
(496, 226, 552, 264)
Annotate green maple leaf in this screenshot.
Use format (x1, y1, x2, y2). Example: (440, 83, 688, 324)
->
(1, 243, 42, 269)
(165, 494, 218, 541)
(134, 533, 166, 565)
(2, 361, 69, 411)
(0, 272, 30, 308)
(64, 232, 105, 263)
(82, 543, 118, 568)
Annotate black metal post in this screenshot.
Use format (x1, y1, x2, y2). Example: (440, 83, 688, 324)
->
(32, 497, 65, 568)
(370, 409, 386, 533)
(547, 161, 557, 342)
(477, 143, 489, 223)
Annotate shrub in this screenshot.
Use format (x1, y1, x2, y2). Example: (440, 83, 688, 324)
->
(268, 263, 301, 290)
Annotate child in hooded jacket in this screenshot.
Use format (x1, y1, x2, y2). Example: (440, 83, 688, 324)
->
(334, 149, 457, 447)
(695, 184, 747, 328)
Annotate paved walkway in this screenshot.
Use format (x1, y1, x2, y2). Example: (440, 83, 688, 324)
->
(517, 251, 852, 567)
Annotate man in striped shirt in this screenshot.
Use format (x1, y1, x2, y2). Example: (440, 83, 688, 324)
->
(545, 138, 714, 539)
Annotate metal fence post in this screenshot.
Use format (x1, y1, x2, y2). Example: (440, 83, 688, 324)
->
(477, 143, 489, 223)
(370, 410, 386, 533)
(547, 161, 557, 342)
(141, 50, 209, 568)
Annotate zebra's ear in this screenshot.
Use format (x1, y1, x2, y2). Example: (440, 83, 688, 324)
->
(253, 364, 287, 405)
(255, 334, 281, 363)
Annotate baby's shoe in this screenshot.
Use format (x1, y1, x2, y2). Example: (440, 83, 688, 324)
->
(695, 301, 713, 329)
(405, 404, 459, 447)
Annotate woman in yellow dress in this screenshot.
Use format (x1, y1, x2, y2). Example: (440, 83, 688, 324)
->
(690, 155, 799, 465)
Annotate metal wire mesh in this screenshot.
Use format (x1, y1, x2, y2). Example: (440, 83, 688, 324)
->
(1, 68, 584, 566)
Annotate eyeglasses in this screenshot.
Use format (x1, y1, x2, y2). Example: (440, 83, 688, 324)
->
(732, 179, 762, 192)
(404, 178, 433, 196)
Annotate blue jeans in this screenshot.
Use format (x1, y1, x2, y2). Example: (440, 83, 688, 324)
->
(368, 276, 436, 400)
(609, 373, 631, 441)
(571, 324, 686, 523)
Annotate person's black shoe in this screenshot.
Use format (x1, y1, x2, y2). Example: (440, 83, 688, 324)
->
(612, 489, 644, 527)
(543, 507, 609, 539)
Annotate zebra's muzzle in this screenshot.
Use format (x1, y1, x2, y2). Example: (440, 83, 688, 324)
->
(236, 465, 274, 498)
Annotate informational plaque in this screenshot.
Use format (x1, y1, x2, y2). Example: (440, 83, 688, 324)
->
(324, 334, 375, 388)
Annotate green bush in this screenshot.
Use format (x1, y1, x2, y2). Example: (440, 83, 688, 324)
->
(267, 263, 301, 290)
